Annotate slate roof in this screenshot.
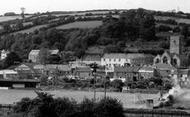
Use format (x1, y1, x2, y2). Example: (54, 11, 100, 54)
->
(114, 66, 141, 73)
(75, 67, 92, 72)
(153, 63, 176, 71)
(29, 50, 40, 56)
(139, 66, 154, 72)
(103, 53, 127, 59)
(15, 63, 37, 74)
(29, 49, 59, 56)
(49, 49, 59, 55)
(45, 64, 71, 71)
(126, 53, 154, 59)
(178, 69, 190, 75)
(82, 54, 101, 61)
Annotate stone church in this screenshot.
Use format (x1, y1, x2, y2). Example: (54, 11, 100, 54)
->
(153, 35, 188, 68)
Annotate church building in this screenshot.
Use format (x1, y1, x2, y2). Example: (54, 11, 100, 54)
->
(153, 35, 188, 68)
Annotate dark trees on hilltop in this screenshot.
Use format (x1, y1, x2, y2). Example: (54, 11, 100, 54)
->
(100, 8, 156, 42)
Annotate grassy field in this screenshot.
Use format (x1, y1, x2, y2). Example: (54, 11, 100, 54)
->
(53, 11, 111, 17)
(56, 21, 103, 29)
(0, 15, 31, 23)
(0, 89, 160, 108)
(13, 24, 47, 34)
(155, 16, 190, 24)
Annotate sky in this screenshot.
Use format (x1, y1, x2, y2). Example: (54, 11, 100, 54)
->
(0, 0, 190, 15)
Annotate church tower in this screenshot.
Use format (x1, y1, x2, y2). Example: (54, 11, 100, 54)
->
(170, 35, 182, 55)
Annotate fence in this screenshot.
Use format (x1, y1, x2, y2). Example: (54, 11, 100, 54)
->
(124, 108, 190, 117)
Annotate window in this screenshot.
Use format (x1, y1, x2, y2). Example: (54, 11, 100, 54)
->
(163, 56, 168, 64)
(172, 58, 177, 66)
(156, 58, 160, 64)
(104, 58, 106, 61)
(119, 59, 121, 62)
(109, 59, 111, 61)
(114, 59, 116, 62)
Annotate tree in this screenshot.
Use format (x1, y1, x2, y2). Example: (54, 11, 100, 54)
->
(15, 20, 24, 30)
(181, 25, 189, 39)
(111, 79, 124, 92)
(39, 48, 50, 64)
(95, 97, 125, 117)
(3, 23, 11, 32)
(47, 54, 61, 64)
(3, 52, 21, 68)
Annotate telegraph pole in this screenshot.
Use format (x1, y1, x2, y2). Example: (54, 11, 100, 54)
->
(20, 7, 25, 20)
(104, 76, 106, 98)
(104, 76, 109, 98)
(90, 63, 98, 101)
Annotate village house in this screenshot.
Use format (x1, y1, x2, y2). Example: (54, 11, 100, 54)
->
(14, 63, 40, 79)
(81, 54, 102, 65)
(69, 60, 88, 69)
(28, 50, 40, 63)
(0, 70, 18, 79)
(153, 63, 177, 78)
(138, 66, 156, 79)
(1, 49, 10, 60)
(126, 53, 154, 66)
(44, 64, 72, 78)
(28, 49, 59, 63)
(74, 67, 93, 79)
(114, 66, 141, 82)
(101, 53, 130, 73)
(176, 68, 190, 88)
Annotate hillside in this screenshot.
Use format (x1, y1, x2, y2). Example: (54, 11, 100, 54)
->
(56, 21, 103, 29)
(0, 8, 190, 62)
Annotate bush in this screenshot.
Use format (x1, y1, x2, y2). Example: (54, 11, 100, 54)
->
(13, 92, 124, 117)
(78, 98, 95, 117)
(95, 97, 125, 117)
(54, 98, 77, 117)
(13, 97, 32, 113)
(111, 79, 124, 92)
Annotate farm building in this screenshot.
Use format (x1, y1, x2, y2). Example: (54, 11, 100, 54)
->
(0, 79, 40, 88)
(28, 49, 59, 63)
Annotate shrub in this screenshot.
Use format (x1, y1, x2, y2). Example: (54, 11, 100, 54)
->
(13, 97, 32, 113)
(54, 98, 77, 117)
(78, 98, 95, 117)
(95, 97, 125, 117)
(13, 92, 124, 117)
(110, 79, 124, 92)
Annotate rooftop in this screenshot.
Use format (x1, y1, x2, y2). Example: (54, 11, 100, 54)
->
(103, 53, 127, 59)
(153, 63, 176, 71)
(114, 66, 141, 72)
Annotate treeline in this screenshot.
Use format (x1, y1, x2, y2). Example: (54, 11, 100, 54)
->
(12, 91, 124, 117)
(154, 10, 190, 19)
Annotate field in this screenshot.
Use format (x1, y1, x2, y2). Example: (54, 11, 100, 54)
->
(56, 21, 103, 29)
(0, 15, 31, 23)
(155, 16, 190, 24)
(13, 24, 47, 34)
(0, 89, 160, 108)
(53, 11, 111, 17)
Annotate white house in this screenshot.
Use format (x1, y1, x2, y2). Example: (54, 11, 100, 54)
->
(101, 53, 130, 73)
(28, 49, 59, 63)
(0, 70, 18, 79)
(1, 50, 10, 60)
